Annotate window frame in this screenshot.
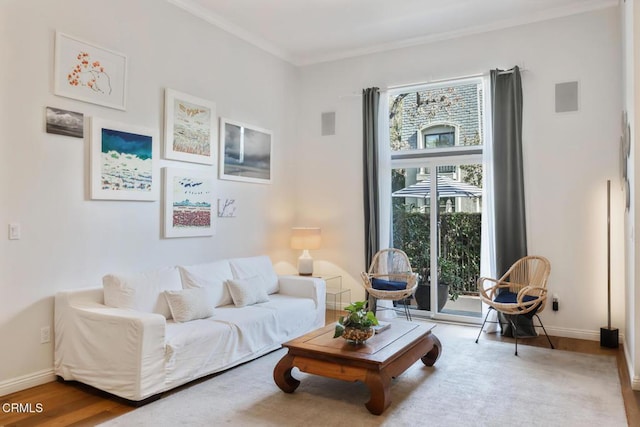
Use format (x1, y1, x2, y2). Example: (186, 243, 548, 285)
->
(385, 76, 485, 323)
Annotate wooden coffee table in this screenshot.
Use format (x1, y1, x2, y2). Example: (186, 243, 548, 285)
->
(273, 321, 441, 415)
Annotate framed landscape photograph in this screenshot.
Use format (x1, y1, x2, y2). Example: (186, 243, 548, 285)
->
(54, 32, 128, 110)
(163, 168, 215, 238)
(219, 118, 272, 184)
(45, 106, 84, 138)
(90, 118, 159, 201)
(164, 89, 216, 165)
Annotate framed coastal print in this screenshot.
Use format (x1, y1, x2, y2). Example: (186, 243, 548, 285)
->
(163, 168, 215, 238)
(54, 32, 127, 110)
(219, 118, 272, 184)
(164, 89, 216, 165)
(90, 118, 159, 201)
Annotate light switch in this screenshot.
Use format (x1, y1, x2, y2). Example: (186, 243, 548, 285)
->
(8, 223, 21, 240)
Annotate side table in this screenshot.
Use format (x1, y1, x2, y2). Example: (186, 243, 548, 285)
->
(315, 275, 350, 321)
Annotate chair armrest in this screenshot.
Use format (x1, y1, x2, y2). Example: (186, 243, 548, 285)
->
(477, 277, 508, 301)
(516, 286, 548, 313)
(55, 291, 166, 401)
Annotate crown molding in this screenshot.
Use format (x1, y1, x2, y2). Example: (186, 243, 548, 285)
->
(296, 0, 619, 66)
(166, 0, 295, 65)
(167, 0, 618, 67)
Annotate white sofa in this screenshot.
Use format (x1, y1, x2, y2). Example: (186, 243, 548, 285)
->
(54, 256, 326, 402)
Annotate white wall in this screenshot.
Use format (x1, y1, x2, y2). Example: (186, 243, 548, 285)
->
(0, 0, 299, 392)
(295, 7, 624, 339)
(623, 0, 640, 390)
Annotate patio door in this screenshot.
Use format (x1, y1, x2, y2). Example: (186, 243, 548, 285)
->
(391, 160, 483, 321)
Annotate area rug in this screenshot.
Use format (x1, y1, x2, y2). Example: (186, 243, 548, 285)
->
(99, 323, 627, 427)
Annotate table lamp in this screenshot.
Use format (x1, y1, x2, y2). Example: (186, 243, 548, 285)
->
(290, 227, 321, 276)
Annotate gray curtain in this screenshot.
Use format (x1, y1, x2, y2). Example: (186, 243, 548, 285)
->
(491, 66, 527, 276)
(363, 87, 380, 271)
(491, 66, 533, 337)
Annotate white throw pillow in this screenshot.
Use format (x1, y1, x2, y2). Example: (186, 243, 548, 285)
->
(226, 276, 270, 307)
(164, 288, 215, 322)
(103, 267, 182, 318)
(178, 260, 234, 307)
(229, 256, 279, 294)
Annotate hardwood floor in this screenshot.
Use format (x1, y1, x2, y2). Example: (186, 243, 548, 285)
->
(1, 314, 638, 426)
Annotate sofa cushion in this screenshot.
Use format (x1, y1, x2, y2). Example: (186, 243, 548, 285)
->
(164, 318, 237, 388)
(229, 256, 279, 294)
(257, 294, 317, 340)
(226, 276, 270, 307)
(164, 288, 215, 322)
(212, 305, 280, 354)
(103, 267, 182, 318)
(178, 260, 234, 307)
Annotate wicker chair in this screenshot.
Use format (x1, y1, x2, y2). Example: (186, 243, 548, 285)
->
(475, 255, 554, 355)
(361, 248, 418, 321)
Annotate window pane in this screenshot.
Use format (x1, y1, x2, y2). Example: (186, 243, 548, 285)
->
(390, 163, 483, 318)
(389, 82, 483, 152)
(439, 132, 454, 147)
(424, 134, 438, 148)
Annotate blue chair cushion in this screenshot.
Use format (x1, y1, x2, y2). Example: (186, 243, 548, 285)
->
(371, 278, 407, 291)
(493, 291, 538, 304)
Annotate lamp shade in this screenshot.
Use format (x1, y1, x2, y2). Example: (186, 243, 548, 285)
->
(290, 227, 321, 250)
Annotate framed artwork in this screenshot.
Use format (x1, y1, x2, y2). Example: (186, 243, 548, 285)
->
(54, 32, 127, 110)
(218, 198, 237, 217)
(164, 89, 216, 165)
(620, 136, 627, 184)
(219, 118, 272, 184)
(163, 168, 215, 238)
(90, 118, 159, 201)
(45, 106, 84, 138)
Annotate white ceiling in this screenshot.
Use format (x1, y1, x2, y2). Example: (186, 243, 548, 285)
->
(168, 0, 618, 66)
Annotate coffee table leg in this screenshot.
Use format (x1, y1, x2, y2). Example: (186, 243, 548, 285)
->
(273, 353, 300, 393)
(420, 334, 442, 366)
(364, 371, 391, 415)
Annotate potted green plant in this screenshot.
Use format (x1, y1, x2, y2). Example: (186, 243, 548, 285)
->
(333, 301, 379, 344)
(438, 258, 464, 302)
(414, 258, 462, 311)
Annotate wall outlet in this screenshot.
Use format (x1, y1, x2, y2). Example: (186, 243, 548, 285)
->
(40, 326, 50, 344)
(8, 223, 20, 240)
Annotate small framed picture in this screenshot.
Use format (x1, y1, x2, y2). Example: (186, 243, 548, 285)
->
(218, 198, 237, 218)
(163, 168, 215, 238)
(219, 118, 272, 184)
(54, 32, 127, 110)
(90, 118, 159, 201)
(45, 106, 84, 138)
(164, 89, 216, 165)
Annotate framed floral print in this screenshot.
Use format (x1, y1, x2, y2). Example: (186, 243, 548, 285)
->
(54, 32, 127, 110)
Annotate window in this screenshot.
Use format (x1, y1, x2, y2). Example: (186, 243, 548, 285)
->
(422, 125, 455, 149)
(386, 78, 485, 321)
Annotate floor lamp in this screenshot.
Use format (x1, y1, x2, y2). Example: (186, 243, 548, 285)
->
(600, 180, 618, 348)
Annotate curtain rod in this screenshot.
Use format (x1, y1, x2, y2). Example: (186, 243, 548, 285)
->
(340, 67, 527, 98)
(386, 67, 527, 91)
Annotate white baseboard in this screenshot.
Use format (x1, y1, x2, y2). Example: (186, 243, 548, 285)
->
(622, 342, 640, 391)
(544, 325, 626, 343)
(0, 369, 56, 397)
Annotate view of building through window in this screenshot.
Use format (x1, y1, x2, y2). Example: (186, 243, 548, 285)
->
(388, 79, 484, 319)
